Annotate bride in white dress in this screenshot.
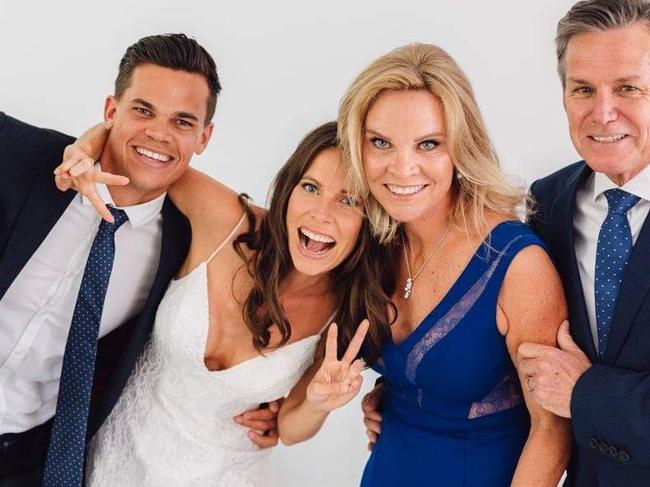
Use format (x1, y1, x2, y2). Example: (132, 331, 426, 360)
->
(59, 122, 395, 486)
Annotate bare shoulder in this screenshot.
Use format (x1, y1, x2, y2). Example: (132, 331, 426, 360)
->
(172, 167, 262, 232)
(172, 168, 267, 262)
(498, 242, 567, 347)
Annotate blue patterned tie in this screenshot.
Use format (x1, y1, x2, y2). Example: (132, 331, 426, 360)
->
(594, 189, 640, 355)
(43, 207, 128, 486)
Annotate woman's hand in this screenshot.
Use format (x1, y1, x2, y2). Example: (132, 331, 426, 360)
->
(305, 320, 369, 412)
(54, 144, 128, 223)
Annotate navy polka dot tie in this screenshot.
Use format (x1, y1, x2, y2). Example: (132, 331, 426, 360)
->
(594, 189, 640, 356)
(43, 207, 128, 487)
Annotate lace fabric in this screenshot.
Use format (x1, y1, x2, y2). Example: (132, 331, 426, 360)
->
(86, 262, 320, 486)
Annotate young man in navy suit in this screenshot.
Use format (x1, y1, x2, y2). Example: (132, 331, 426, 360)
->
(0, 34, 276, 487)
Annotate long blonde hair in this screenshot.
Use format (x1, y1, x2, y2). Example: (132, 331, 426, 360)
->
(338, 43, 525, 243)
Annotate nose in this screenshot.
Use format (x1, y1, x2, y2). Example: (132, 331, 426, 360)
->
(309, 196, 334, 223)
(591, 90, 618, 125)
(144, 118, 172, 143)
(388, 150, 418, 178)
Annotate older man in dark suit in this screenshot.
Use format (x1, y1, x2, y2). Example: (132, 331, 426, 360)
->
(518, 1, 650, 486)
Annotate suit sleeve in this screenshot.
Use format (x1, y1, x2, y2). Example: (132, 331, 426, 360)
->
(0, 112, 75, 235)
(526, 179, 543, 233)
(571, 364, 650, 466)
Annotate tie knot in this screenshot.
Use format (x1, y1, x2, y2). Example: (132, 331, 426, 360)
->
(101, 207, 129, 233)
(604, 188, 640, 216)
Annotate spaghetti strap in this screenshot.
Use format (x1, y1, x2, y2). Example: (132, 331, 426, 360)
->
(318, 310, 338, 335)
(206, 212, 248, 264)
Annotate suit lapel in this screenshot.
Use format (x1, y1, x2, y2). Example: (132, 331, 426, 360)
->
(0, 170, 74, 300)
(554, 164, 598, 361)
(603, 211, 650, 363)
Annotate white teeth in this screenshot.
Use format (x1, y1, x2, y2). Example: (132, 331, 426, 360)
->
(591, 134, 626, 143)
(135, 146, 171, 162)
(300, 228, 335, 244)
(386, 184, 425, 195)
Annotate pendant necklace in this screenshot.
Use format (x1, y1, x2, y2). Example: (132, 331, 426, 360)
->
(402, 221, 452, 299)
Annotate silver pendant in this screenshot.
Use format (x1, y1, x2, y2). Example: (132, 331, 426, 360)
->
(403, 277, 413, 299)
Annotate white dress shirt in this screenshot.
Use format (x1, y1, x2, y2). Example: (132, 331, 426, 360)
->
(573, 165, 650, 352)
(0, 183, 164, 434)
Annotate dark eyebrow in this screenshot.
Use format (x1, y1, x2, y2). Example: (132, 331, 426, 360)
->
(131, 98, 199, 122)
(175, 111, 200, 122)
(303, 175, 354, 195)
(132, 98, 154, 109)
(301, 175, 321, 186)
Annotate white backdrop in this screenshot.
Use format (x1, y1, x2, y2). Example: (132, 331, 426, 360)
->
(1, 0, 578, 485)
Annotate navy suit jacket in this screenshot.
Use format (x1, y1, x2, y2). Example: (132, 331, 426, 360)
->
(0, 112, 191, 441)
(530, 161, 650, 487)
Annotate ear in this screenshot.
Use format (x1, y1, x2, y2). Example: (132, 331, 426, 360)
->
(103, 95, 117, 130)
(195, 121, 214, 155)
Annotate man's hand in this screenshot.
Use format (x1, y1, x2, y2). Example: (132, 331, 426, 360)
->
(234, 399, 284, 449)
(361, 380, 384, 450)
(517, 321, 591, 418)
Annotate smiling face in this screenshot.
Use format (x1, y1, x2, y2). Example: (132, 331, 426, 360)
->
(564, 23, 650, 185)
(286, 147, 364, 277)
(362, 89, 454, 223)
(101, 63, 214, 204)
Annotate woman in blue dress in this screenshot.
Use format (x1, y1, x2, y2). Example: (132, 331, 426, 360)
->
(338, 43, 572, 486)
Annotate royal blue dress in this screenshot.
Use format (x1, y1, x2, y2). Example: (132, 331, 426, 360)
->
(361, 222, 545, 487)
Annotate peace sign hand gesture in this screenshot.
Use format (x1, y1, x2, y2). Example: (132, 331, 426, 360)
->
(306, 319, 370, 413)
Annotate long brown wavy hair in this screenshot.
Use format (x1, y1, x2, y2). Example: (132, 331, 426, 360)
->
(234, 121, 397, 364)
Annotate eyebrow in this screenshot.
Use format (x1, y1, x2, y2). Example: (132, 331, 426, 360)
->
(131, 98, 200, 122)
(567, 76, 641, 85)
(366, 128, 445, 141)
(301, 175, 352, 195)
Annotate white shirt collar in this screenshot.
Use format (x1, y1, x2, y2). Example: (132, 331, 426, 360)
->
(592, 163, 650, 204)
(80, 163, 166, 228)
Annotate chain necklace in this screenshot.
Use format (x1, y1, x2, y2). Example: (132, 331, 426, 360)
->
(402, 221, 452, 299)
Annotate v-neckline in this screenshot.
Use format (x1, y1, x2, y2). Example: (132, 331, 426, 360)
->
(391, 221, 518, 348)
(170, 261, 330, 374)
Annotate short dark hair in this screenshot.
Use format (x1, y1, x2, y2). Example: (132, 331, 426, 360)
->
(115, 33, 221, 124)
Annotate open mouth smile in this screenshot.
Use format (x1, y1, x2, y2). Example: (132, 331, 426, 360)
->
(298, 227, 337, 256)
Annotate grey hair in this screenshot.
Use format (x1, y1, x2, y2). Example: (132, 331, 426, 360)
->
(556, 0, 650, 85)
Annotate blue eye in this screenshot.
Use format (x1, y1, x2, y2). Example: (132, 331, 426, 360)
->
(341, 195, 361, 208)
(419, 140, 438, 150)
(371, 137, 390, 149)
(302, 182, 319, 194)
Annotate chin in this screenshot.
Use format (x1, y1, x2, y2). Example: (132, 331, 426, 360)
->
(295, 262, 332, 277)
(384, 206, 427, 224)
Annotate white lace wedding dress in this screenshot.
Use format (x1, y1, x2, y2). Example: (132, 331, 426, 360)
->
(86, 216, 325, 486)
